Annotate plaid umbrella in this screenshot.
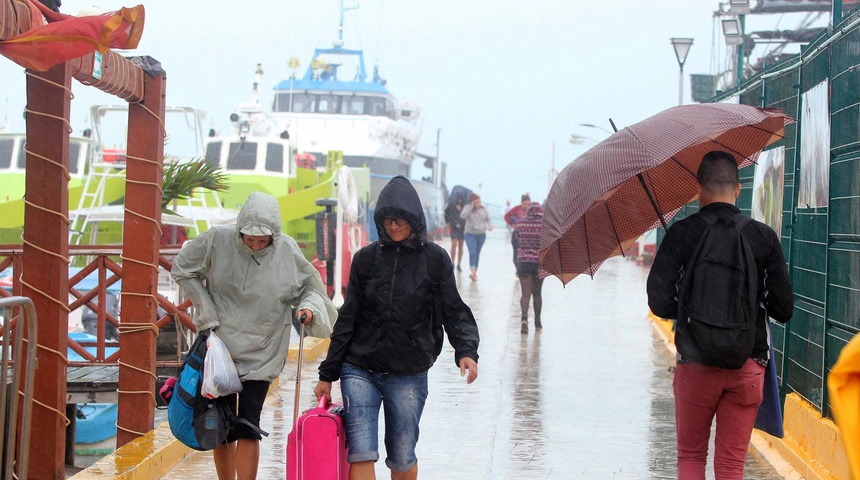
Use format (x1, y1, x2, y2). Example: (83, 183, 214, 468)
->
(540, 103, 794, 284)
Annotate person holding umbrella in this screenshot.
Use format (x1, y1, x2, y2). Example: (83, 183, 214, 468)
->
(646, 151, 794, 479)
(444, 197, 466, 271)
(460, 193, 493, 281)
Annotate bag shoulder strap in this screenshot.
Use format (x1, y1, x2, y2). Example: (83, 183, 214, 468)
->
(213, 396, 269, 437)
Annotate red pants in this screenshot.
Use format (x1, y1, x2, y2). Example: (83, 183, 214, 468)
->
(673, 359, 765, 480)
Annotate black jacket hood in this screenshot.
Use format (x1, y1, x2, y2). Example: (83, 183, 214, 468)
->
(374, 175, 427, 245)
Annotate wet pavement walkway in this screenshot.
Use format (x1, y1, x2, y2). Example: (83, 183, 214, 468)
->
(159, 231, 783, 479)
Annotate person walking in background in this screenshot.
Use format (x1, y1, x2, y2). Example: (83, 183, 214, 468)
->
(172, 191, 336, 480)
(504, 194, 531, 268)
(460, 193, 493, 281)
(444, 198, 466, 271)
(514, 202, 544, 334)
(315, 175, 480, 480)
(646, 151, 793, 480)
(501, 200, 512, 235)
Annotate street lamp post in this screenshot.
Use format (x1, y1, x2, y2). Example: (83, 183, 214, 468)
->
(578, 123, 613, 135)
(670, 38, 694, 105)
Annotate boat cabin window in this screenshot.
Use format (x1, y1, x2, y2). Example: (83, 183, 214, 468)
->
(15, 142, 26, 168)
(272, 93, 395, 119)
(227, 142, 258, 170)
(367, 97, 386, 116)
(0, 139, 12, 169)
(0, 138, 84, 172)
(265, 143, 285, 173)
(291, 94, 316, 113)
(68, 142, 82, 175)
(341, 97, 365, 115)
(205, 141, 222, 168)
(317, 95, 340, 114)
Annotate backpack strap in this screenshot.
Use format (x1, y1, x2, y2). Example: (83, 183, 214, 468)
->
(213, 396, 269, 437)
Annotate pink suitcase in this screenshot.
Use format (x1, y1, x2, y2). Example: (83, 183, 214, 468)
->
(286, 321, 349, 479)
(287, 396, 350, 479)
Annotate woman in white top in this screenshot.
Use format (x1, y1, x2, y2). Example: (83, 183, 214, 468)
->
(460, 193, 493, 281)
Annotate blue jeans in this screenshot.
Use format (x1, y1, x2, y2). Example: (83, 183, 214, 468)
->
(340, 363, 429, 472)
(464, 233, 486, 269)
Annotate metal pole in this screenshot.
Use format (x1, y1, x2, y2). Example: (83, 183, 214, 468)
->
(678, 67, 684, 106)
(737, 14, 746, 86)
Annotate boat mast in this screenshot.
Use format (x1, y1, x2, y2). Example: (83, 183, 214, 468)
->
(336, 0, 360, 46)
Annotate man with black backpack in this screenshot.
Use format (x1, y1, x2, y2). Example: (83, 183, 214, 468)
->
(647, 150, 794, 479)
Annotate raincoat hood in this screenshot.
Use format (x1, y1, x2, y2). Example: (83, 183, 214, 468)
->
(237, 192, 282, 239)
(374, 176, 427, 244)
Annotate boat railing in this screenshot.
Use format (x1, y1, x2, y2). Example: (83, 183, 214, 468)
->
(0, 295, 38, 480)
(69, 160, 128, 245)
(0, 245, 194, 368)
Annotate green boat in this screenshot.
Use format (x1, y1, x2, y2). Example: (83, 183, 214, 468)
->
(0, 132, 126, 244)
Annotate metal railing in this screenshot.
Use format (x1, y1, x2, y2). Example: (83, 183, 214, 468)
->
(0, 296, 38, 480)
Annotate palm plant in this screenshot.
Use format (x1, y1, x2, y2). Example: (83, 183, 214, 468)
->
(161, 158, 228, 215)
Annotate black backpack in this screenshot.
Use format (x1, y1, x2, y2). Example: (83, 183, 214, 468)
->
(166, 333, 268, 450)
(675, 211, 760, 369)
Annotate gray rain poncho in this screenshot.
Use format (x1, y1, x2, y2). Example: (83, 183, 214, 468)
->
(172, 192, 335, 382)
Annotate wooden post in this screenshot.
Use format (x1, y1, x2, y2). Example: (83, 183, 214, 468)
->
(116, 66, 166, 447)
(22, 63, 71, 479)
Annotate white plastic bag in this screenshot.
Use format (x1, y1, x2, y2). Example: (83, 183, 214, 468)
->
(201, 331, 242, 399)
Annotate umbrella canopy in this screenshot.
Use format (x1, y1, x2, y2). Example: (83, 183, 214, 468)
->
(448, 185, 473, 205)
(540, 103, 794, 284)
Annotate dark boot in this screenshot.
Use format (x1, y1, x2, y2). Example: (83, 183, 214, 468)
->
(521, 318, 528, 334)
(534, 318, 542, 330)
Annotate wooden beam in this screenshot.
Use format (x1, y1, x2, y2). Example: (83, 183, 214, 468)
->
(69, 51, 144, 103)
(23, 61, 71, 480)
(116, 67, 165, 447)
(0, 0, 33, 41)
(2, 0, 144, 101)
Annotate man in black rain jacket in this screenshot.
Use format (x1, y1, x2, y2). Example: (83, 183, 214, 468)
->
(315, 175, 479, 480)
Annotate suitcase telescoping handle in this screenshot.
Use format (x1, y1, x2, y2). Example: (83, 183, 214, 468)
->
(293, 313, 307, 424)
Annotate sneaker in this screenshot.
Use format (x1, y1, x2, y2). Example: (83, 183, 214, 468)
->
(456, 265, 462, 272)
(469, 274, 477, 281)
(520, 321, 528, 334)
(535, 319, 543, 331)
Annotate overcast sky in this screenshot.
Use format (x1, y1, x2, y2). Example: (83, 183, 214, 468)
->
(0, 0, 828, 206)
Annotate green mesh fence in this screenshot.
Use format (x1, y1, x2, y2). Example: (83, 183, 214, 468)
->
(697, 10, 860, 417)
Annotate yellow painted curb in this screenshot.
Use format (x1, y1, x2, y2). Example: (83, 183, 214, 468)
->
(69, 422, 192, 480)
(288, 337, 331, 362)
(68, 340, 324, 479)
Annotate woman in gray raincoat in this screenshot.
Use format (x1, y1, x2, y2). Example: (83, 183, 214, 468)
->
(172, 191, 335, 480)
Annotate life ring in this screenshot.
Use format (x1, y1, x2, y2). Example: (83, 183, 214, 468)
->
(337, 166, 359, 225)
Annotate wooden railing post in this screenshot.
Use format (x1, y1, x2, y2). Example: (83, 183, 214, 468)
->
(116, 63, 166, 447)
(22, 62, 72, 480)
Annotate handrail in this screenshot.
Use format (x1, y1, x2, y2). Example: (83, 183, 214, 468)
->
(0, 296, 38, 480)
(1, 246, 192, 367)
